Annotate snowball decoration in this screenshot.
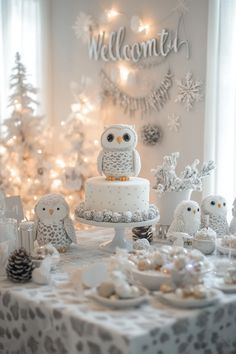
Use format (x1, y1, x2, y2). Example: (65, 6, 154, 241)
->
(175, 72, 203, 111)
(34, 194, 77, 252)
(229, 198, 236, 234)
(141, 124, 162, 146)
(133, 238, 150, 251)
(201, 195, 229, 237)
(167, 200, 201, 236)
(152, 152, 215, 193)
(75, 203, 159, 223)
(97, 124, 141, 180)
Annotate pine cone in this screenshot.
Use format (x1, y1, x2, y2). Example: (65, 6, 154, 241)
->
(132, 225, 153, 243)
(6, 248, 35, 282)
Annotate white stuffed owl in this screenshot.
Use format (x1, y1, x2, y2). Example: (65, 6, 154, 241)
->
(229, 198, 236, 234)
(201, 195, 229, 237)
(34, 194, 77, 252)
(97, 124, 141, 181)
(167, 200, 201, 236)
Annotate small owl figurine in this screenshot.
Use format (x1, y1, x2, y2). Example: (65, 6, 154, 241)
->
(229, 198, 236, 234)
(201, 195, 229, 237)
(167, 200, 201, 236)
(97, 124, 141, 181)
(34, 194, 76, 252)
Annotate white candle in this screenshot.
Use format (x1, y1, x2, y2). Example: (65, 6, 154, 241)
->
(19, 221, 35, 254)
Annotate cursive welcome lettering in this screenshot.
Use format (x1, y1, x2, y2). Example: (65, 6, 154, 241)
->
(88, 19, 189, 63)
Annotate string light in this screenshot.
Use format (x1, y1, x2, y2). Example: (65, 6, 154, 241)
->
(105, 8, 120, 20)
(138, 23, 150, 34)
(119, 65, 130, 82)
(56, 159, 66, 168)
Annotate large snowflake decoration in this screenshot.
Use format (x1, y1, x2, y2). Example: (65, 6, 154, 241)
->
(73, 12, 95, 43)
(172, 0, 191, 15)
(167, 114, 181, 132)
(175, 72, 203, 111)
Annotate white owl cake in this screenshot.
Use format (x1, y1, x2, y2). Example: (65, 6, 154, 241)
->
(75, 124, 159, 223)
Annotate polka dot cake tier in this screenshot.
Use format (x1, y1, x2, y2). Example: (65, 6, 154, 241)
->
(75, 124, 159, 252)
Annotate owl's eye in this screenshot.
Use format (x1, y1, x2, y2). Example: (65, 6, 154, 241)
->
(42, 207, 46, 211)
(57, 207, 60, 211)
(187, 207, 191, 211)
(223, 202, 226, 206)
(211, 201, 215, 206)
(197, 208, 200, 212)
(107, 134, 114, 142)
(123, 133, 130, 142)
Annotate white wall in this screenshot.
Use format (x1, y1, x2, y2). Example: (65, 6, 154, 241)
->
(49, 0, 209, 203)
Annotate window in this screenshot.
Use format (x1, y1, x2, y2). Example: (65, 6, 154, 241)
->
(204, 0, 236, 209)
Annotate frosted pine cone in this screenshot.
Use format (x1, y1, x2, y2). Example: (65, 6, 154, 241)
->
(6, 248, 35, 282)
(132, 225, 153, 243)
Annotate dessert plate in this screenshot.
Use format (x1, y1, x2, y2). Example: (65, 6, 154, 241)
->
(216, 240, 236, 256)
(88, 287, 149, 309)
(213, 278, 236, 293)
(155, 288, 222, 309)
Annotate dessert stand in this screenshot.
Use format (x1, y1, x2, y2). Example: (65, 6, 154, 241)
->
(76, 216, 160, 252)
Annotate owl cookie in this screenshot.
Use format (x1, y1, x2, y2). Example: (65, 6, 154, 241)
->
(34, 194, 76, 252)
(167, 200, 201, 237)
(97, 124, 141, 181)
(201, 195, 229, 237)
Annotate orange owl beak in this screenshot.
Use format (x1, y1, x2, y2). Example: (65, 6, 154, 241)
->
(217, 203, 221, 208)
(116, 136, 122, 144)
(49, 208, 54, 215)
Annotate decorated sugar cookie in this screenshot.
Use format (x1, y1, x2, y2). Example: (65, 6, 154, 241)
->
(97, 124, 141, 181)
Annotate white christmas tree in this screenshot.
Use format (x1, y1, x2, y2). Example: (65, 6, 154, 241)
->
(0, 53, 52, 216)
(0, 54, 100, 218)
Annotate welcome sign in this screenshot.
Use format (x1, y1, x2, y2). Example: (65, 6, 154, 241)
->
(88, 19, 189, 63)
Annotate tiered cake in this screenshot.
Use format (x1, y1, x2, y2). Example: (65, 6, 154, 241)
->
(75, 124, 159, 223)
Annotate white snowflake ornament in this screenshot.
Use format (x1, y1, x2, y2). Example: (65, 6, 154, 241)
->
(175, 72, 203, 111)
(167, 114, 181, 132)
(73, 12, 95, 43)
(172, 0, 191, 15)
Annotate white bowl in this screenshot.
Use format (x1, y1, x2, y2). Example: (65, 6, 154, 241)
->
(132, 269, 172, 291)
(192, 238, 215, 255)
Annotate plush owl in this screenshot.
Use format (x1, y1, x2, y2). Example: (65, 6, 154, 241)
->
(201, 195, 229, 237)
(229, 198, 236, 234)
(34, 194, 77, 252)
(167, 200, 201, 237)
(97, 124, 141, 181)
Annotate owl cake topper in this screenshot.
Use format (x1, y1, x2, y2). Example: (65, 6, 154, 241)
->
(34, 194, 76, 252)
(97, 124, 141, 181)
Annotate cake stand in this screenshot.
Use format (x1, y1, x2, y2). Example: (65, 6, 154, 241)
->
(76, 217, 160, 253)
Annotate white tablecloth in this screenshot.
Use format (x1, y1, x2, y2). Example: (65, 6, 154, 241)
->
(0, 228, 236, 354)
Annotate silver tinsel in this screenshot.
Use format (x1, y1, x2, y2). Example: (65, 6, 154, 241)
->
(100, 69, 173, 117)
(141, 124, 163, 146)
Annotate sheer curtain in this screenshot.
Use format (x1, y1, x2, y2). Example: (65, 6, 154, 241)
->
(0, 0, 51, 123)
(204, 0, 236, 210)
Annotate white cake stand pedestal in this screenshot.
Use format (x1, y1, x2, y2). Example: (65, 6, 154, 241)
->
(76, 217, 160, 253)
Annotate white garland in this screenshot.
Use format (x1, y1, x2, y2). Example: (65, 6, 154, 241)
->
(100, 69, 173, 117)
(151, 152, 216, 193)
